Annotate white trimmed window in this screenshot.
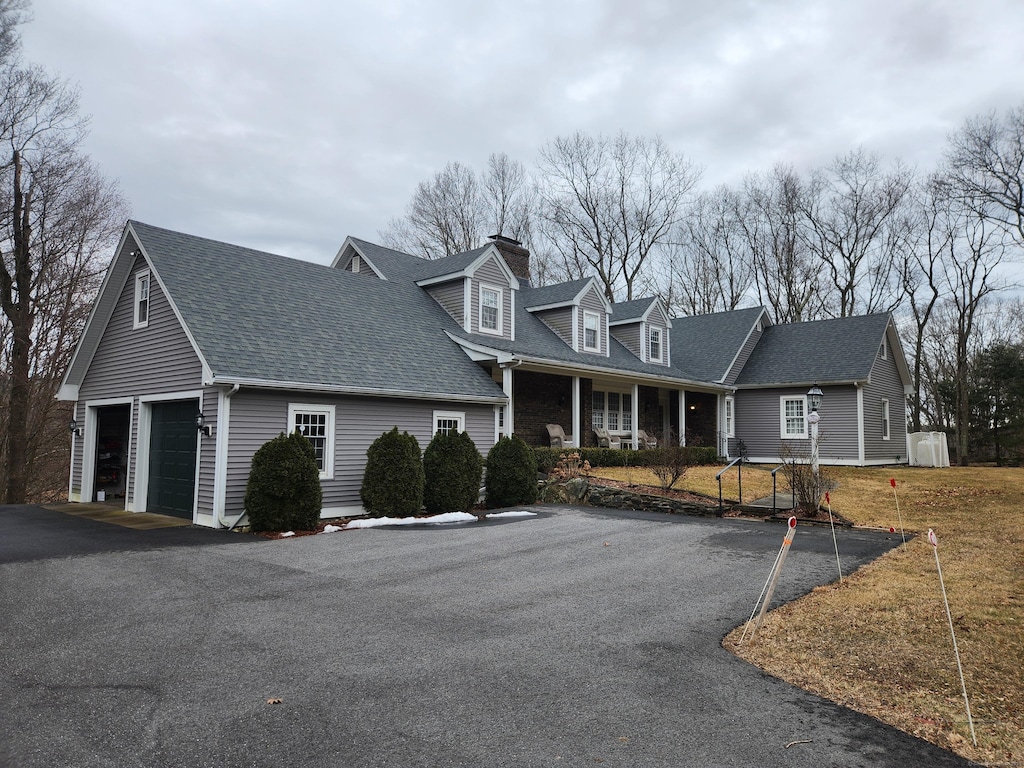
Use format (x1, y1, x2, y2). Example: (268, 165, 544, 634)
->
(780, 396, 807, 439)
(881, 398, 890, 440)
(879, 335, 889, 360)
(434, 410, 465, 436)
(592, 390, 632, 433)
(351, 254, 360, 273)
(725, 396, 735, 438)
(289, 404, 336, 479)
(134, 270, 151, 329)
(649, 327, 663, 362)
(583, 311, 600, 352)
(479, 285, 502, 335)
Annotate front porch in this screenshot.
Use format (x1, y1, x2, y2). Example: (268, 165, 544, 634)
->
(492, 366, 722, 451)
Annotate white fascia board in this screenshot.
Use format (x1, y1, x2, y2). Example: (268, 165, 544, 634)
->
(471, 247, 521, 291)
(525, 298, 577, 313)
(733, 378, 864, 390)
(582, 278, 614, 313)
(886, 317, 914, 387)
(517, 357, 730, 393)
(417, 271, 469, 288)
(445, 331, 518, 365)
(330, 238, 387, 279)
(211, 374, 507, 405)
(721, 307, 771, 384)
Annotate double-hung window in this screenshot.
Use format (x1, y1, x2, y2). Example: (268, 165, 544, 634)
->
(134, 270, 151, 329)
(592, 390, 632, 433)
(881, 398, 890, 440)
(780, 396, 807, 439)
(479, 285, 502, 335)
(289, 404, 335, 479)
(649, 327, 662, 362)
(434, 410, 465, 436)
(583, 311, 600, 352)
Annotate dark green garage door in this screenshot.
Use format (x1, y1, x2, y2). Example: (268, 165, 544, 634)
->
(148, 400, 199, 518)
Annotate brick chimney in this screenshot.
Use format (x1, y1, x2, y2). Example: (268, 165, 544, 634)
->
(489, 234, 531, 284)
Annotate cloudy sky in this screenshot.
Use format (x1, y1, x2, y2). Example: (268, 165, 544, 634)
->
(21, 0, 1024, 265)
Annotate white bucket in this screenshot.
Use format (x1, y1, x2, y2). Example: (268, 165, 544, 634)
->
(97, 490, 106, 502)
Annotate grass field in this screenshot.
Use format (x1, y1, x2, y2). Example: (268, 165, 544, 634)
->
(590, 464, 1024, 765)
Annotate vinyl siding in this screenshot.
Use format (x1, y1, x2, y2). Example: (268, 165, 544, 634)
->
(724, 324, 763, 385)
(535, 307, 573, 346)
(470, 256, 513, 338)
(863, 351, 908, 462)
(610, 323, 642, 358)
(578, 286, 608, 355)
(224, 391, 496, 516)
(426, 280, 466, 327)
(73, 255, 206, 501)
(734, 385, 860, 463)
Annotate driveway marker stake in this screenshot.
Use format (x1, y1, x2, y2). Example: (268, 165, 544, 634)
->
(928, 528, 977, 746)
(741, 516, 797, 643)
(825, 492, 842, 583)
(890, 477, 907, 549)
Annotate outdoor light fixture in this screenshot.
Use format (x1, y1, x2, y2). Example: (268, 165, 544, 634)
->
(196, 412, 211, 437)
(807, 384, 823, 412)
(69, 418, 81, 437)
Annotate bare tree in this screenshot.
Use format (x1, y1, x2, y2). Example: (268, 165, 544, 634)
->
(663, 185, 752, 315)
(537, 131, 699, 302)
(381, 153, 535, 260)
(737, 165, 824, 322)
(946, 105, 1024, 245)
(801, 149, 913, 317)
(0, 63, 127, 503)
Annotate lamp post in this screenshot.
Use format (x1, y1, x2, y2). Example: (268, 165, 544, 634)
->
(807, 385, 823, 501)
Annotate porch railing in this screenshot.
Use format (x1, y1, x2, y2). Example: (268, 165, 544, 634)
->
(716, 457, 743, 513)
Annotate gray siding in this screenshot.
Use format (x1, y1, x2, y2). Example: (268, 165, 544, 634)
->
(863, 351, 908, 462)
(224, 391, 496, 516)
(734, 385, 859, 463)
(470, 256, 513, 338)
(578, 286, 608, 355)
(73, 255, 206, 502)
(724, 325, 762, 385)
(535, 307, 573, 346)
(610, 323, 642, 358)
(426, 280, 466, 327)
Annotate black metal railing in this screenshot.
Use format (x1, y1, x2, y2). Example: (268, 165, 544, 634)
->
(716, 457, 743, 512)
(770, 463, 794, 514)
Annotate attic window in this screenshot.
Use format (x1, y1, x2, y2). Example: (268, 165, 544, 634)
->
(351, 254, 360, 273)
(133, 270, 151, 329)
(479, 284, 503, 335)
(583, 311, 600, 352)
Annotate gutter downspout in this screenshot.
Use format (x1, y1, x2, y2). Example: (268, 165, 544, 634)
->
(215, 384, 244, 529)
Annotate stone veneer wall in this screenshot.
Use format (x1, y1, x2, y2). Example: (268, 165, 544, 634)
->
(587, 484, 721, 517)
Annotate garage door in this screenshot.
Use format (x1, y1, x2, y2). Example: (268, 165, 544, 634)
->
(148, 400, 199, 518)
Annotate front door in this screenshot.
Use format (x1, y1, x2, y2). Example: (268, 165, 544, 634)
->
(148, 400, 198, 518)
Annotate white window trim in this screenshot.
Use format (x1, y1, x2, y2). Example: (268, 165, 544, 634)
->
(879, 336, 889, 360)
(881, 398, 891, 441)
(433, 410, 465, 436)
(583, 310, 601, 352)
(780, 395, 808, 440)
(478, 283, 503, 336)
(592, 388, 633, 434)
(288, 403, 336, 480)
(351, 254, 360, 273)
(725, 396, 735, 438)
(649, 326, 663, 363)
(133, 269, 151, 329)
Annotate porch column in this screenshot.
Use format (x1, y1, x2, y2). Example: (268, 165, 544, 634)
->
(502, 364, 515, 437)
(572, 376, 581, 449)
(631, 384, 639, 449)
(679, 390, 687, 445)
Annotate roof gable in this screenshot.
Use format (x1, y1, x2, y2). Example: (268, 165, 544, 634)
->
(523, 277, 612, 313)
(668, 306, 769, 383)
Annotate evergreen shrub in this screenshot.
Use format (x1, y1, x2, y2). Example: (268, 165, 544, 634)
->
(360, 427, 424, 517)
(244, 430, 323, 533)
(485, 434, 538, 508)
(423, 430, 483, 515)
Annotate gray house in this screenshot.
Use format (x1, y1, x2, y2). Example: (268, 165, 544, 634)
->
(59, 221, 912, 527)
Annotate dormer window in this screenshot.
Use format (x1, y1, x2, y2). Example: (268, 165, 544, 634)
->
(584, 311, 600, 351)
(649, 327, 662, 362)
(479, 284, 503, 335)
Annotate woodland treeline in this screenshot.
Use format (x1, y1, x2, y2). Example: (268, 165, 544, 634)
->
(381, 123, 1024, 466)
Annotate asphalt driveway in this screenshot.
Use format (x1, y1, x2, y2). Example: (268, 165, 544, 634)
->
(0, 503, 974, 767)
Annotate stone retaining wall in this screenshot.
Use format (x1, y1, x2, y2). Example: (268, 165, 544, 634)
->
(586, 484, 721, 517)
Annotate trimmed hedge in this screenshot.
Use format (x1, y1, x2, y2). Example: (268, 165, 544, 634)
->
(423, 430, 483, 515)
(485, 435, 538, 508)
(244, 430, 323, 533)
(533, 445, 719, 473)
(361, 427, 425, 517)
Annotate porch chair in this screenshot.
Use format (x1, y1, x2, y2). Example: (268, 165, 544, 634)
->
(593, 427, 621, 449)
(546, 424, 574, 448)
(636, 429, 658, 449)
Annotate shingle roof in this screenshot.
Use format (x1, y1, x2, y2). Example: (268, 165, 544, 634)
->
(733, 313, 892, 386)
(131, 221, 504, 401)
(669, 307, 767, 382)
(609, 297, 657, 323)
(521, 278, 594, 309)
